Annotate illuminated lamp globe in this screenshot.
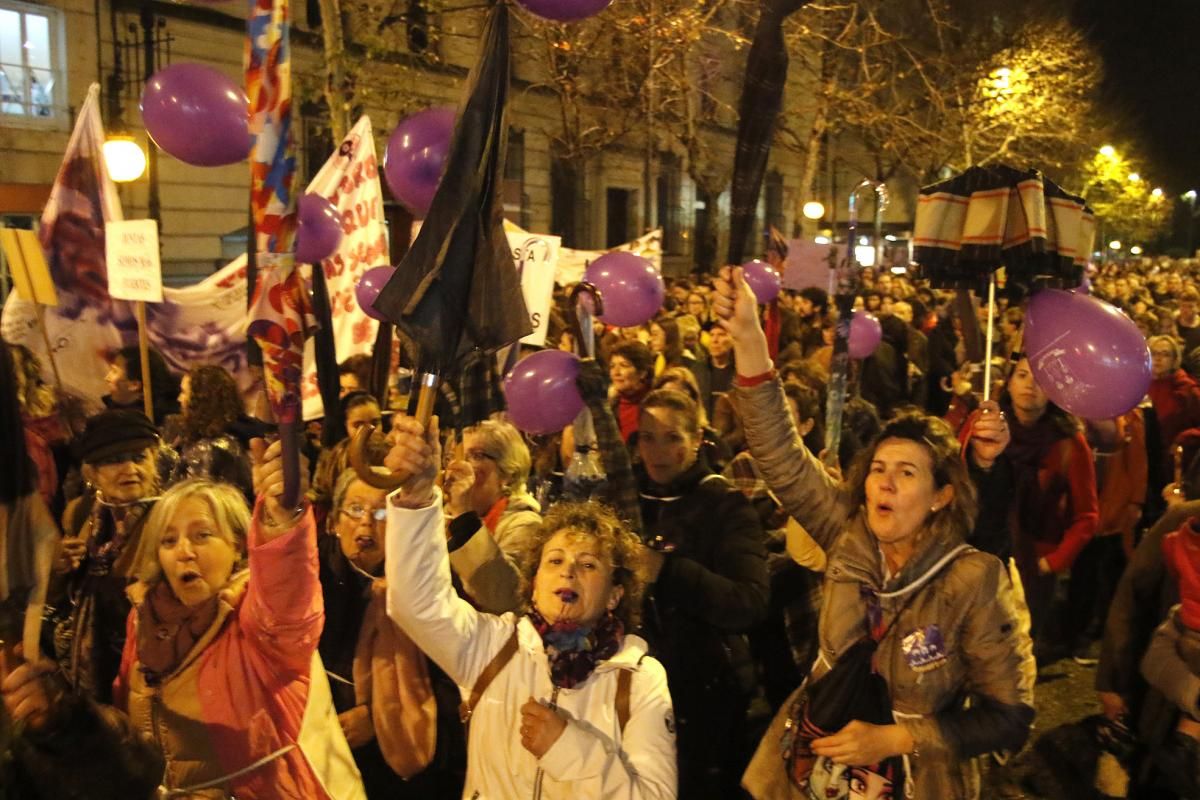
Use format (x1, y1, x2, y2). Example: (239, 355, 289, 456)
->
(103, 136, 147, 182)
(1109, 240, 1122, 251)
(802, 201, 825, 220)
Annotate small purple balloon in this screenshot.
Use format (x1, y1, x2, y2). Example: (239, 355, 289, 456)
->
(356, 266, 397, 322)
(584, 252, 665, 328)
(141, 63, 250, 167)
(503, 350, 585, 435)
(383, 107, 456, 218)
(295, 194, 344, 264)
(741, 259, 782, 304)
(1024, 289, 1151, 420)
(514, 0, 612, 21)
(848, 311, 883, 359)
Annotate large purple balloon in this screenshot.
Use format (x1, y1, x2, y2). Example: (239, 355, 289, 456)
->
(383, 107, 455, 218)
(515, 0, 612, 21)
(503, 350, 584, 435)
(848, 311, 882, 359)
(356, 266, 396, 322)
(141, 64, 250, 167)
(741, 259, 782, 304)
(1024, 289, 1151, 420)
(584, 252, 664, 328)
(295, 194, 344, 264)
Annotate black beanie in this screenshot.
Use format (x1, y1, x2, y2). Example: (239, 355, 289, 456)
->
(79, 409, 160, 464)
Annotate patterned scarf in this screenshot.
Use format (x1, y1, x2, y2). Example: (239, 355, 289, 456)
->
(136, 579, 220, 685)
(527, 607, 623, 689)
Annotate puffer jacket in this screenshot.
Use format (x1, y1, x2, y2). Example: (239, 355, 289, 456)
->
(386, 490, 677, 799)
(732, 379, 1035, 800)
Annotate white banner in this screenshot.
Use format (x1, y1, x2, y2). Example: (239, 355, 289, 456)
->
(510, 233, 559, 347)
(3, 115, 387, 421)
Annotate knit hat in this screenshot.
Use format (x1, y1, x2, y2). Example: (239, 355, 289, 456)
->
(79, 409, 160, 463)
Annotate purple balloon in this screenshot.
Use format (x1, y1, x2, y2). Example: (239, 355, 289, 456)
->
(741, 259, 782, 304)
(514, 0, 612, 21)
(503, 350, 585, 435)
(584, 252, 665, 328)
(383, 107, 455, 218)
(1024, 289, 1151, 420)
(848, 311, 882, 359)
(295, 194, 344, 264)
(356, 266, 396, 322)
(141, 64, 250, 167)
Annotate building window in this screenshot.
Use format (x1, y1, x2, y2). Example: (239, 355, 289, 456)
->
(551, 154, 586, 248)
(503, 127, 529, 229)
(0, 1, 66, 124)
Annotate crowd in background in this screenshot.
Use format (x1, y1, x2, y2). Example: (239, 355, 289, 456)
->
(5, 251, 1200, 799)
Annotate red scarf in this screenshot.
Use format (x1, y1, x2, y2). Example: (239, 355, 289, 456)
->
(483, 496, 508, 532)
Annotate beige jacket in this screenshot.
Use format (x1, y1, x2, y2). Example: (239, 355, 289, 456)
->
(732, 380, 1035, 800)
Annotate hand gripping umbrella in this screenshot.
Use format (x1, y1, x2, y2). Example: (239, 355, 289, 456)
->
(244, 0, 314, 509)
(349, 0, 531, 490)
(912, 164, 1091, 401)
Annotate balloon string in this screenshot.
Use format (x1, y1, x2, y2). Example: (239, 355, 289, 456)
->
(984, 276, 996, 403)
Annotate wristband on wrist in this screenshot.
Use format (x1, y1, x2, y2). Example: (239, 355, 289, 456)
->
(734, 368, 777, 388)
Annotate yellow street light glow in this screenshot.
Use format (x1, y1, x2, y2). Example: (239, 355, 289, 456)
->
(1185, 190, 1198, 201)
(1109, 240, 1122, 250)
(1099, 145, 1116, 158)
(814, 235, 831, 245)
(1152, 187, 1164, 199)
(802, 201, 825, 220)
(103, 136, 147, 182)
(1130, 245, 1144, 255)
(1128, 173, 1140, 183)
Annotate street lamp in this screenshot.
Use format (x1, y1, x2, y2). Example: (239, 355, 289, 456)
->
(1128, 172, 1141, 183)
(1152, 187, 1164, 199)
(802, 201, 825, 220)
(1130, 245, 1144, 256)
(103, 135, 147, 182)
(1185, 190, 1199, 256)
(1099, 145, 1116, 158)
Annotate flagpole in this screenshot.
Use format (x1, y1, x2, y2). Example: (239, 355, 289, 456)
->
(135, 300, 154, 419)
(31, 305, 63, 391)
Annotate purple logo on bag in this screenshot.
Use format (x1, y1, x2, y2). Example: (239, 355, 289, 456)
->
(901, 624, 947, 672)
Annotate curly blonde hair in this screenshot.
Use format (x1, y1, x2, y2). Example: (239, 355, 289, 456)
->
(516, 501, 647, 630)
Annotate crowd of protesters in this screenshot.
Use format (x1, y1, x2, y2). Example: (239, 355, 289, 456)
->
(6, 250, 1200, 798)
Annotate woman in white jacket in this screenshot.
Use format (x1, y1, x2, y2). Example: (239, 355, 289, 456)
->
(384, 415, 677, 799)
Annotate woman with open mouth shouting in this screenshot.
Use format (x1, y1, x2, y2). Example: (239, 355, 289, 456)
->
(712, 267, 1035, 800)
(113, 440, 366, 799)
(384, 414, 677, 799)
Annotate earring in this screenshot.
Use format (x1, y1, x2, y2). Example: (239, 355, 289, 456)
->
(930, 505, 939, 513)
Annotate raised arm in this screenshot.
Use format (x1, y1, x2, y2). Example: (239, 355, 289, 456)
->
(383, 415, 515, 688)
(712, 268, 852, 549)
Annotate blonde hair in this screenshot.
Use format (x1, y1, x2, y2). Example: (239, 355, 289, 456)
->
(465, 418, 531, 496)
(136, 479, 251, 584)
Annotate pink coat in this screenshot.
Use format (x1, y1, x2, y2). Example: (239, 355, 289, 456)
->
(115, 508, 364, 799)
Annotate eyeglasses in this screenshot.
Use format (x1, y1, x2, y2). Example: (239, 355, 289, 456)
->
(342, 503, 387, 523)
(92, 450, 150, 467)
(465, 449, 497, 465)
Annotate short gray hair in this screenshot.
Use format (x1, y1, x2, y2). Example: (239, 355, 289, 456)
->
(466, 419, 531, 496)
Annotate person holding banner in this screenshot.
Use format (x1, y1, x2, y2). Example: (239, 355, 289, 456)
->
(713, 267, 1034, 800)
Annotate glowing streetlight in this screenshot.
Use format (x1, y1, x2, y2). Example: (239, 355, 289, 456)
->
(1099, 145, 1116, 158)
(103, 136, 147, 183)
(1152, 187, 1164, 199)
(1128, 172, 1141, 183)
(1109, 240, 1123, 251)
(1130, 245, 1144, 255)
(1185, 190, 1198, 202)
(802, 201, 825, 220)
(814, 235, 831, 245)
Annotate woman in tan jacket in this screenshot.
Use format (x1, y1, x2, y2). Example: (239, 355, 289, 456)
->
(712, 268, 1035, 800)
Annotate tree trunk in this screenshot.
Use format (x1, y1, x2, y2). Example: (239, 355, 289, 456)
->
(318, 0, 350, 142)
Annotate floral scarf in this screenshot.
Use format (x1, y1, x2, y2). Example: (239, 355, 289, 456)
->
(527, 607, 623, 689)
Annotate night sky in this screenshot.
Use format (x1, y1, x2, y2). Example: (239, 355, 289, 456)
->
(1072, 0, 1200, 192)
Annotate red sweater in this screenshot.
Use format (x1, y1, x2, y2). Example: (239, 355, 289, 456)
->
(1149, 369, 1200, 472)
(1163, 518, 1200, 631)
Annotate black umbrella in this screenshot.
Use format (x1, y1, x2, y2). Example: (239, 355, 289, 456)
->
(726, 0, 810, 265)
(352, 0, 531, 488)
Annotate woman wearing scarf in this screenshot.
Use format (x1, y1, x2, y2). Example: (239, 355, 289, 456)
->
(113, 441, 364, 799)
(52, 410, 164, 703)
(634, 388, 769, 799)
(1000, 357, 1099, 661)
(384, 415, 677, 799)
(319, 467, 445, 798)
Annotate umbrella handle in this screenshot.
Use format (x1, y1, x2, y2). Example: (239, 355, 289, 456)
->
(348, 372, 440, 492)
(279, 420, 303, 509)
(568, 282, 604, 358)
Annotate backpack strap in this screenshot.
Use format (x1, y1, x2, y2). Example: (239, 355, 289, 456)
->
(459, 628, 519, 727)
(616, 668, 633, 733)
